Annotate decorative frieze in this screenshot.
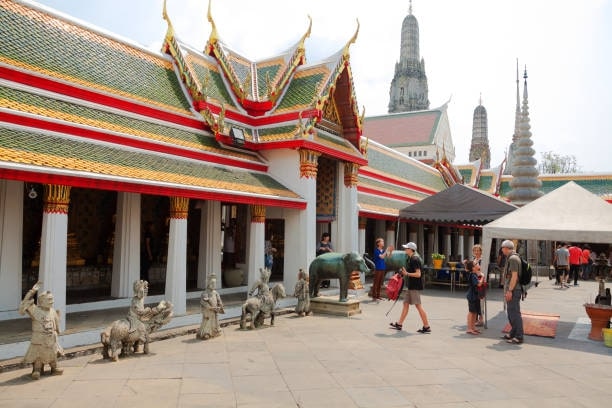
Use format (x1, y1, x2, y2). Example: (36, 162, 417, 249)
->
(299, 149, 320, 179)
(169, 196, 189, 219)
(343, 162, 359, 187)
(43, 184, 71, 214)
(250, 205, 266, 223)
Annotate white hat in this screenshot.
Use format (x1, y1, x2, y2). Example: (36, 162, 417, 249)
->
(402, 242, 417, 251)
(501, 240, 515, 250)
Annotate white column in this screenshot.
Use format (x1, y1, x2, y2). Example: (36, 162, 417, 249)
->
(458, 229, 465, 261)
(246, 205, 266, 289)
(197, 201, 222, 290)
(111, 192, 140, 298)
(0, 180, 23, 312)
(334, 162, 359, 254)
(165, 197, 188, 316)
(409, 224, 418, 246)
(39, 185, 70, 332)
(468, 233, 475, 257)
(417, 224, 425, 259)
(385, 221, 395, 251)
(358, 217, 366, 255)
(443, 228, 451, 259)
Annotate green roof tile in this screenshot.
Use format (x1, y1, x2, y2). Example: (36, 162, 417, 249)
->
(276, 73, 324, 110)
(0, 3, 192, 112)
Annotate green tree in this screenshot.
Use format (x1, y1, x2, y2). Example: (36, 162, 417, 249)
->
(538, 151, 580, 174)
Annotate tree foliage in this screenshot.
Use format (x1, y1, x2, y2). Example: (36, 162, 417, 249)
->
(538, 151, 580, 174)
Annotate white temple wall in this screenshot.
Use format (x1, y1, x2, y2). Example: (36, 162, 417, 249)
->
(0, 180, 23, 317)
(261, 149, 316, 294)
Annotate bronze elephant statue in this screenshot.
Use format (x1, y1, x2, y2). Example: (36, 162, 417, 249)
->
(309, 252, 371, 302)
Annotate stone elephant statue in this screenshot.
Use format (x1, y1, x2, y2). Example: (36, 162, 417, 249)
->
(309, 252, 371, 302)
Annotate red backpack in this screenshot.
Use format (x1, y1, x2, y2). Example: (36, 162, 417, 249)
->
(386, 273, 404, 300)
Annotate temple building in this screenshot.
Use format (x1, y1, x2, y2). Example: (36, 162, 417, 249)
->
(0, 0, 452, 333)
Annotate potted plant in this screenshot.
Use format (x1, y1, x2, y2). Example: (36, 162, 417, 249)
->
(431, 253, 445, 269)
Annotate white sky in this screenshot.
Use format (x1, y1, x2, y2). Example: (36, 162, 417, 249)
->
(33, 0, 612, 173)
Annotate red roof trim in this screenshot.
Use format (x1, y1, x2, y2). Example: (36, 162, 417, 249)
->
(0, 111, 267, 172)
(214, 134, 368, 166)
(0, 169, 306, 209)
(0, 66, 203, 129)
(359, 168, 438, 195)
(197, 101, 320, 127)
(357, 186, 419, 204)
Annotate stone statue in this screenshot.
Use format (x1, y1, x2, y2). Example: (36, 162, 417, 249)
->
(241, 279, 286, 330)
(19, 281, 64, 380)
(197, 274, 224, 340)
(293, 268, 311, 316)
(249, 267, 271, 301)
(100, 280, 173, 361)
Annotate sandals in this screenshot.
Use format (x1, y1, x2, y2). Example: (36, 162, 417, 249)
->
(466, 329, 481, 335)
(389, 322, 403, 330)
(417, 326, 431, 334)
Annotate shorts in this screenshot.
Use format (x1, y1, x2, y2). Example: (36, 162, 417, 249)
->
(468, 299, 481, 314)
(402, 289, 421, 305)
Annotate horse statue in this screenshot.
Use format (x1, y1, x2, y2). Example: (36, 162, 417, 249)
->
(100, 280, 173, 361)
(240, 283, 286, 330)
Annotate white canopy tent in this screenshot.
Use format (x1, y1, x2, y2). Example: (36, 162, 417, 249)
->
(481, 181, 612, 276)
(480, 181, 612, 323)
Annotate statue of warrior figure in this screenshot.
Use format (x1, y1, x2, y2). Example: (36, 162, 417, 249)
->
(249, 267, 272, 304)
(197, 274, 225, 340)
(19, 281, 64, 380)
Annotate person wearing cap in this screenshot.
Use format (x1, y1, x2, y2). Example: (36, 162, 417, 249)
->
(389, 242, 431, 333)
(500, 240, 524, 344)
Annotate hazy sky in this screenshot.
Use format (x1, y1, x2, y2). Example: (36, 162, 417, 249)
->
(33, 0, 612, 173)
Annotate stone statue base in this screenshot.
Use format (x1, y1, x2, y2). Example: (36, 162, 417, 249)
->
(310, 296, 361, 317)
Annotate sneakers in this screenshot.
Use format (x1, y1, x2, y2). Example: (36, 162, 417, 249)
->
(501, 334, 512, 340)
(506, 337, 523, 344)
(417, 326, 431, 334)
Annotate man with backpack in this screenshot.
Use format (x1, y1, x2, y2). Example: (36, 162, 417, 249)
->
(500, 240, 524, 345)
(389, 242, 431, 333)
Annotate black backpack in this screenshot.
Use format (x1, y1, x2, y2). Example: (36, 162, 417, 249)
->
(519, 256, 533, 286)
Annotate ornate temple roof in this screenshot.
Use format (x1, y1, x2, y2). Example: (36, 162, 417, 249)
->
(0, 0, 304, 208)
(162, 1, 366, 163)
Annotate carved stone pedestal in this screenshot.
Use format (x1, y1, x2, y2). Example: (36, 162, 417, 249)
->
(310, 296, 361, 317)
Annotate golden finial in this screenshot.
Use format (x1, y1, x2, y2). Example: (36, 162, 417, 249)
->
(207, 0, 219, 44)
(359, 105, 366, 126)
(298, 15, 312, 51)
(162, 0, 175, 41)
(343, 19, 360, 58)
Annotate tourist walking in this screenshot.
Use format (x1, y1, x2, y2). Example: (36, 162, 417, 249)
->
(568, 243, 582, 286)
(501, 240, 523, 344)
(554, 242, 570, 288)
(389, 242, 430, 333)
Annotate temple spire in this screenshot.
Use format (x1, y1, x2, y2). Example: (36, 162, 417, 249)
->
(469, 94, 490, 168)
(507, 65, 543, 206)
(388, 1, 429, 112)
